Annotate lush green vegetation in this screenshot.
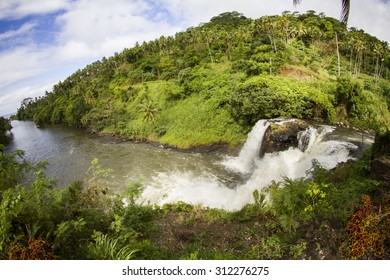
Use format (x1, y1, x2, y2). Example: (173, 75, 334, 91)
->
(0, 117, 12, 149)
(16, 11, 390, 147)
(3, 11, 390, 259)
(1, 140, 389, 259)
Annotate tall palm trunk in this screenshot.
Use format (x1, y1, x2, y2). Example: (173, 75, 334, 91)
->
(335, 32, 341, 76)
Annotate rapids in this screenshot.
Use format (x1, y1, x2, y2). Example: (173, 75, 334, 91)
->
(140, 119, 371, 210)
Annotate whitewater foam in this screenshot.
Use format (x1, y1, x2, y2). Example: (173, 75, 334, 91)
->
(139, 120, 358, 210)
(222, 120, 270, 174)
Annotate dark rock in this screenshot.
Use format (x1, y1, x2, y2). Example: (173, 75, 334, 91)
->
(261, 119, 309, 156)
(372, 131, 390, 158)
(370, 131, 390, 189)
(370, 156, 390, 186)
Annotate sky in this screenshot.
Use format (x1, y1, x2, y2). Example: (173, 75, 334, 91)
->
(0, 0, 390, 116)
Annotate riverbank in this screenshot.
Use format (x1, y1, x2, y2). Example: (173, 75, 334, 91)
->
(88, 126, 241, 155)
(86, 116, 377, 161)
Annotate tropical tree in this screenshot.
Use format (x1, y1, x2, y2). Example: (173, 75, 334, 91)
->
(138, 101, 159, 123)
(0, 117, 12, 146)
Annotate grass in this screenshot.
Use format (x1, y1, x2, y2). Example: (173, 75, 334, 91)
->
(102, 62, 248, 148)
(158, 94, 245, 148)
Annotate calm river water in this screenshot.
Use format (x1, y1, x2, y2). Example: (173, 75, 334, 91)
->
(5, 121, 232, 193)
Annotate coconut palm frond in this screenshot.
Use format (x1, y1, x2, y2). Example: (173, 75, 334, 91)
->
(341, 0, 350, 25)
(293, 0, 350, 25)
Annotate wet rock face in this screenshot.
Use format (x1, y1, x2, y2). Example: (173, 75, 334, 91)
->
(261, 120, 309, 155)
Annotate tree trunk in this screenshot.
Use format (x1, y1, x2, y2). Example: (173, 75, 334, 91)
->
(205, 34, 214, 63)
(335, 32, 341, 76)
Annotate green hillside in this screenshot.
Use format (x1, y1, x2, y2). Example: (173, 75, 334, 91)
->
(16, 11, 390, 148)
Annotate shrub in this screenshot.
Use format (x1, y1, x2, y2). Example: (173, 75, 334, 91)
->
(7, 236, 56, 260)
(0, 117, 12, 146)
(53, 218, 89, 259)
(229, 76, 335, 127)
(0, 150, 30, 193)
(343, 195, 390, 259)
(267, 177, 328, 232)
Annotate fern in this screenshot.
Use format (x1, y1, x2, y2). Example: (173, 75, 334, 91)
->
(87, 231, 136, 260)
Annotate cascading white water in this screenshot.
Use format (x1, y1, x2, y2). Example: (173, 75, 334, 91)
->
(298, 127, 316, 152)
(223, 119, 270, 174)
(140, 119, 359, 210)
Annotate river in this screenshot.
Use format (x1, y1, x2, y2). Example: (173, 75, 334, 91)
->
(5, 120, 374, 210)
(5, 120, 233, 193)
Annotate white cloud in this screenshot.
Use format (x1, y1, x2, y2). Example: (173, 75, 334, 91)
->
(0, 46, 52, 87)
(57, 40, 94, 60)
(0, 82, 55, 115)
(0, 0, 181, 114)
(348, 0, 390, 43)
(158, 0, 302, 28)
(0, 21, 37, 40)
(0, 0, 71, 19)
(55, 0, 179, 55)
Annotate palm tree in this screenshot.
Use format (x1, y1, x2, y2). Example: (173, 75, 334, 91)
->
(293, 0, 350, 24)
(139, 101, 159, 123)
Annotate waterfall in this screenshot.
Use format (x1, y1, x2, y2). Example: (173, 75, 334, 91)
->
(223, 119, 270, 174)
(140, 119, 359, 210)
(298, 127, 316, 152)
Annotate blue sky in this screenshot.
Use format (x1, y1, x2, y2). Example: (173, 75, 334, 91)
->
(1, 0, 390, 116)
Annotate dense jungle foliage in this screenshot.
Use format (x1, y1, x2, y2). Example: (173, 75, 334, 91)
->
(2, 11, 390, 259)
(0, 117, 12, 149)
(15, 11, 390, 147)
